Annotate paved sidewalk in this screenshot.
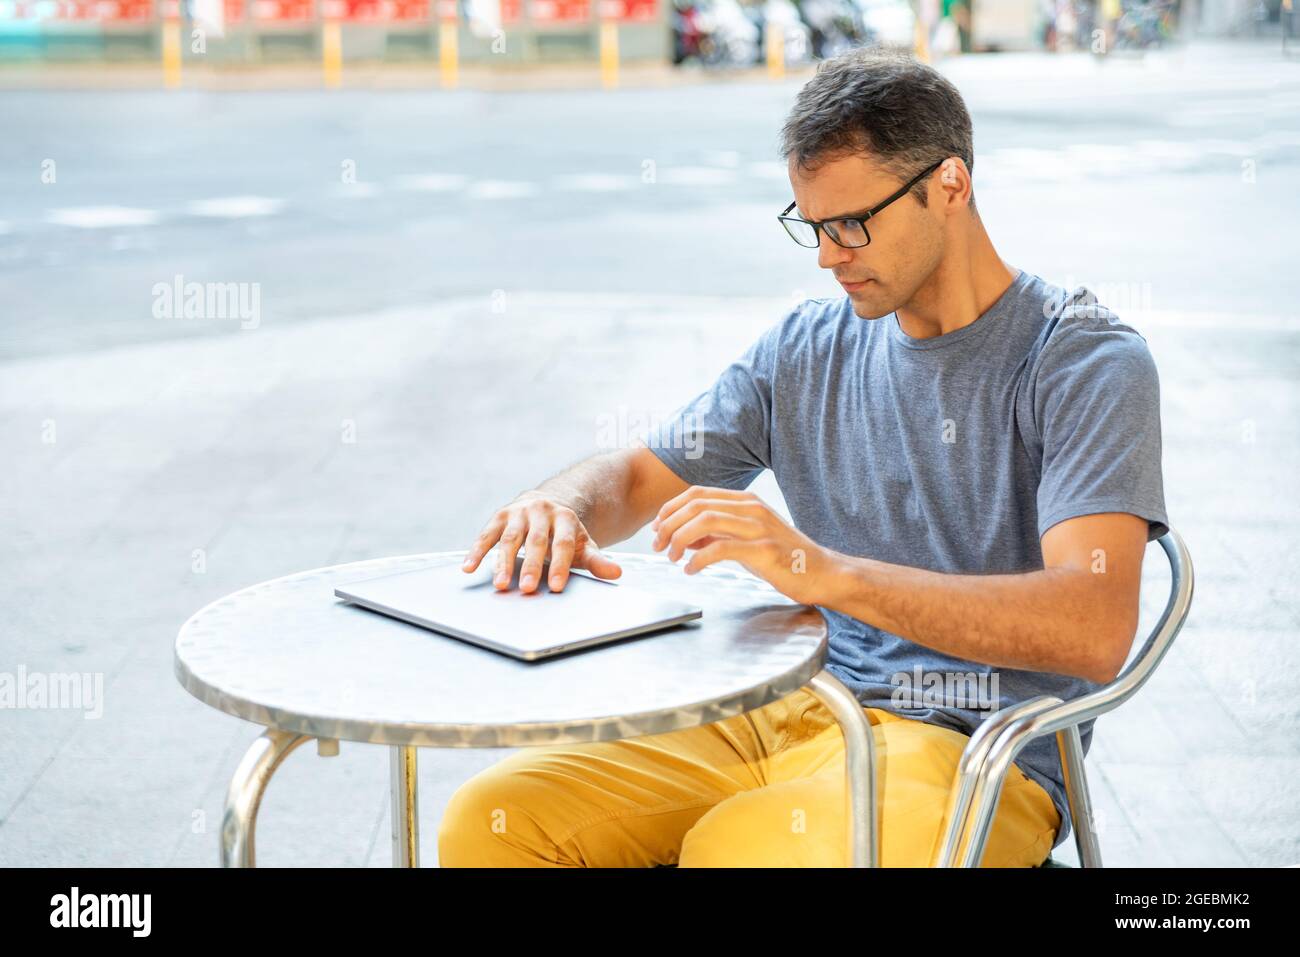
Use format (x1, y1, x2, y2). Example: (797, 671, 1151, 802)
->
(0, 291, 1295, 866)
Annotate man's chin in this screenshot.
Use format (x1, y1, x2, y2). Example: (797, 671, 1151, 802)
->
(846, 294, 894, 321)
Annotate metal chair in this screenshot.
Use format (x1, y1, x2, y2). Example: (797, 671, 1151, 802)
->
(931, 528, 1195, 867)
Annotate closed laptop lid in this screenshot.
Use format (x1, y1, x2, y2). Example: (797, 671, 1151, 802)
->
(335, 554, 703, 660)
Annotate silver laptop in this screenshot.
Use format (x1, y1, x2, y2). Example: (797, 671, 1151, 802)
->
(334, 552, 703, 661)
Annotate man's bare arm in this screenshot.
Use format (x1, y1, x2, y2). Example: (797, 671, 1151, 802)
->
(815, 513, 1147, 683)
(528, 442, 688, 547)
(461, 440, 689, 594)
(650, 486, 1147, 684)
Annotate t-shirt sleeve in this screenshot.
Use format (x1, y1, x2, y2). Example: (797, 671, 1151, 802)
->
(637, 320, 781, 491)
(1031, 292, 1170, 542)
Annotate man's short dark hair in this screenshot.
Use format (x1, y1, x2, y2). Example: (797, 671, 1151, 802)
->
(779, 50, 977, 214)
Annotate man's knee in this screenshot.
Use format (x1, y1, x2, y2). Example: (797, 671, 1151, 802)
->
(437, 763, 562, 867)
(678, 782, 846, 867)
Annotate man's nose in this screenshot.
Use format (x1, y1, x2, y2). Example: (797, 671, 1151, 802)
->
(817, 231, 853, 270)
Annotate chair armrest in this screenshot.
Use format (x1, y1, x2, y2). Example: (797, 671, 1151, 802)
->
(936, 670, 1169, 868)
(931, 694, 1065, 867)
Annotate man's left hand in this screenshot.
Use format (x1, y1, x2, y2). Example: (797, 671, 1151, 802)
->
(650, 486, 838, 605)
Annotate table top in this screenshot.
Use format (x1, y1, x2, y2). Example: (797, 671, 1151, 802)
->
(174, 551, 827, 747)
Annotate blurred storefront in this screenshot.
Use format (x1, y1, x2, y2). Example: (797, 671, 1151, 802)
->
(0, 0, 670, 62)
(0, 0, 1283, 67)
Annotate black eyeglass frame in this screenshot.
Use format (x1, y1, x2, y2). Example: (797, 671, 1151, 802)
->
(777, 159, 947, 249)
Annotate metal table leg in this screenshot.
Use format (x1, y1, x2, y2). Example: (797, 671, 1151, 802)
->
(390, 745, 419, 867)
(807, 669, 879, 867)
(221, 728, 312, 867)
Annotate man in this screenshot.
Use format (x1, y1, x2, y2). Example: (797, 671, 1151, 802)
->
(438, 50, 1167, 867)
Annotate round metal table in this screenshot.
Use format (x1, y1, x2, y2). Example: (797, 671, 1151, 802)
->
(174, 550, 880, 867)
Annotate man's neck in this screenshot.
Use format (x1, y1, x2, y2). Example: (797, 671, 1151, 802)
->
(894, 225, 1019, 340)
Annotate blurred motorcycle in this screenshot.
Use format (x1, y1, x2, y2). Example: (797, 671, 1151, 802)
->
(672, 0, 761, 67)
(800, 0, 870, 59)
(759, 0, 815, 64)
(672, 0, 711, 64)
(1114, 0, 1178, 49)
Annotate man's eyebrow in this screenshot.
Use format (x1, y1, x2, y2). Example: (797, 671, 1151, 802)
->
(823, 204, 875, 221)
(799, 203, 874, 223)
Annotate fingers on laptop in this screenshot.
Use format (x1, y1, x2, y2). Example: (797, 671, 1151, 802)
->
(463, 500, 622, 593)
(546, 519, 579, 592)
(463, 515, 524, 589)
(516, 525, 554, 593)
(579, 547, 623, 582)
(462, 511, 508, 573)
(493, 519, 532, 590)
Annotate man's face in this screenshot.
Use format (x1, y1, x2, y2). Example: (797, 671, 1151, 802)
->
(788, 152, 945, 320)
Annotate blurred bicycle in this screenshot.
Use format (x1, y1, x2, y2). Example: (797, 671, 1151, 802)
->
(1114, 0, 1178, 49)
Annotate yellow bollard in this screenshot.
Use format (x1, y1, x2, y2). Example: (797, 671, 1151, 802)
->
(440, 19, 459, 89)
(766, 21, 784, 78)
(322, 20, 343, 89)
(162, 17, 182, 89)
(599, 20, 618, 90)
(914, 15, 931, 64)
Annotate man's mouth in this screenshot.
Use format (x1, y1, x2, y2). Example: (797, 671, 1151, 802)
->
(839, 278, 873, 292)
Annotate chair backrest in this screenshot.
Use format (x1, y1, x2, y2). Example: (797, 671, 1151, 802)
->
(1087, 529, 1194, 715)
(939, 529, 1194, 868)
(1002, 529, 1194, 733)
(1049, 530, 1194, 867)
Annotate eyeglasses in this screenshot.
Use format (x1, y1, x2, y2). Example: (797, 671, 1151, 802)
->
(777, 159, 945, 249)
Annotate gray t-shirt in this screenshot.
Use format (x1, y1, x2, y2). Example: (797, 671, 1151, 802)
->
(642, 268, 1168, 851)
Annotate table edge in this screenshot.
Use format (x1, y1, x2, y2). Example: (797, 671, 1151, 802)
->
(173, 550, 829, 747)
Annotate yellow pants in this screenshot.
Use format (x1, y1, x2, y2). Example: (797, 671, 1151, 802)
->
(437, 685, 1061, 867)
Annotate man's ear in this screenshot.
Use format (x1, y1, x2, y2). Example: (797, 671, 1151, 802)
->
(936, 157, 972, 211)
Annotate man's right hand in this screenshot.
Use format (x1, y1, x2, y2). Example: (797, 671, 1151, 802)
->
(461, 492, 623, 594)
